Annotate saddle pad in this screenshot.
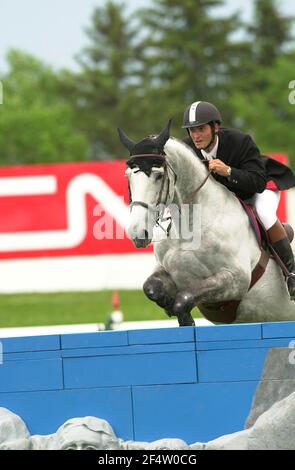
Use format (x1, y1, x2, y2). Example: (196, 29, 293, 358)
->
(237, 198, 265, 248)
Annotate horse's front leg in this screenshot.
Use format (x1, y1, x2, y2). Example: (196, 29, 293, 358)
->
(172, 269, 249, 321)
(170, 292, 196, 326)
(144, 267, 196, 327)
(143, 266, 178, 315)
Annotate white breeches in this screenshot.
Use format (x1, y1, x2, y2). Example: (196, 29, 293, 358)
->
(253, 190, 280, 230)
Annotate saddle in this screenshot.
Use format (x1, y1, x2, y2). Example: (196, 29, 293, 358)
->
(199, 199, 294, 324)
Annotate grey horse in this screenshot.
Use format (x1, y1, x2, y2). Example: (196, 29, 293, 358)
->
(118, 122, 295, 326)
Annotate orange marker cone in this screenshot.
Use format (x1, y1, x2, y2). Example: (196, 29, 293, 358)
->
(112, 290, 120, 310)
(105, 290, 123, 330)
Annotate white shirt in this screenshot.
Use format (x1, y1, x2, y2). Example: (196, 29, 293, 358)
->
(201, 136, 219, 160)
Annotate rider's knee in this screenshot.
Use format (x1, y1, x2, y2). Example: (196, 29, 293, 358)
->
(253, 190, 280, 230)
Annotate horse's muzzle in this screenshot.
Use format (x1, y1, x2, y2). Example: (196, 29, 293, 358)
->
(133, 230, 152, 248)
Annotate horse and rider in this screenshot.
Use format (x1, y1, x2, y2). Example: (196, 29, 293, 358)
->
(181, 101, 295, 301)
(118, 101, 295, 325)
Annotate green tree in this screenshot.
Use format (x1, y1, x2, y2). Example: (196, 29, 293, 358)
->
(135, 0, 247, 131)
(0, 50, 87, 164)
(229, 0, 295, 168)
(230, 51, 295, 169)
(231, 0, 295, 98)
(248, 0, 294, 67)
(72, 0, 139, 159)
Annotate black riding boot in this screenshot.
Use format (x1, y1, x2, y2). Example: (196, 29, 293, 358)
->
(272, 237, 295, 300)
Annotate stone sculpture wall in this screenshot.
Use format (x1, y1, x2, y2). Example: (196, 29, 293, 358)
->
(0, 322, 295, 444)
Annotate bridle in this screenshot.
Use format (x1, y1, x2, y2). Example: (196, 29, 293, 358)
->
(126, 153, 213, 234)
(127, 153, 173, 208)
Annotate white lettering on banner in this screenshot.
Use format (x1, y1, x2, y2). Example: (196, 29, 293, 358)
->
(0, 176, 57, 196)
(0, 174, 130, 251)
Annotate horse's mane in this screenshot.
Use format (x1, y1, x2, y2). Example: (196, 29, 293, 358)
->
(164, 137, 242, 208)
(164, 137, 209, 179)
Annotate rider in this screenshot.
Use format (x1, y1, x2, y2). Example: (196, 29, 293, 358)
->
(182, 100, 295, 300)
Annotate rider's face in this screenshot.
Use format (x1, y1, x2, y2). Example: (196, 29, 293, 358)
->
(189, 123, 216, 150)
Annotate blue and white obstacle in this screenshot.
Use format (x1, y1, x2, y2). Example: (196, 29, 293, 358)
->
(0, 321, 294, 443)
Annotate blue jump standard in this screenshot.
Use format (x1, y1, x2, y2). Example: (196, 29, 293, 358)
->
(0, 321, 294, 443)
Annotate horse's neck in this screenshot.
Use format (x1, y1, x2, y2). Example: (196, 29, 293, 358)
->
(165, 137, 247, 230)
(165, 138, 225, 207)
(164, 138, 260, 268)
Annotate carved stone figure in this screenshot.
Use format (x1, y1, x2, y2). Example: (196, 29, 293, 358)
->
(2, 389, 295, 450)
(53, 417, 121, 450)
(119, 437, 189, 450)
(0, 407, 31, 450)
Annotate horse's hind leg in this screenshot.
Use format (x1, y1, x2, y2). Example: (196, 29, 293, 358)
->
(143, 267, 177, 315)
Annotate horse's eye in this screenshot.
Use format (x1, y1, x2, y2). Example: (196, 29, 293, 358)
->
(155, 173, 163, 181)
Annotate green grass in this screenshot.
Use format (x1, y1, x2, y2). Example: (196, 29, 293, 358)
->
(0, 290, 201, 328)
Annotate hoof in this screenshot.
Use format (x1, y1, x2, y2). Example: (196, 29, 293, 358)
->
(164, 307, 175, 318)
(172, 292, 196, 316)
(177, 313, 195, 327)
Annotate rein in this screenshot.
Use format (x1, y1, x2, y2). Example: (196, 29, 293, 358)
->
(183, 160, 213, 204)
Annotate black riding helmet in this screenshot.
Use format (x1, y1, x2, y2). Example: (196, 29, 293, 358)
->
(182, 101, 221, 128)
(182, 101, 221, 151)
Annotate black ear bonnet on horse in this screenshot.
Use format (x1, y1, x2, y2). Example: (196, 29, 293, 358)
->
(118, 120, 172, 197)
(118, 120, 171, 156)
(118, 120, 171, 175)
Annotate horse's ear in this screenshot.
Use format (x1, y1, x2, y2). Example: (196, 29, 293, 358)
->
(117, 128, 135, 153)
(155, 119, 172, 149)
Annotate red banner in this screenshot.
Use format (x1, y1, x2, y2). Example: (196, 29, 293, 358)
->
(0, 155, 288, 260)
(0, 161, 152, 259)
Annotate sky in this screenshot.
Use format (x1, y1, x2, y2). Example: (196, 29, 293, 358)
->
(0, 0, 294, 72)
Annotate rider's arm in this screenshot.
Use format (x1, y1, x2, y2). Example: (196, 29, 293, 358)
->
(226, 134, 266, 194)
